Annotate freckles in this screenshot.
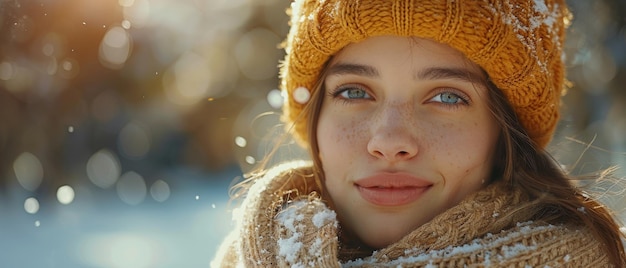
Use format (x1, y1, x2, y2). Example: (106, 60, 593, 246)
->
(333, 118, 365, 146)
(432, 122, 470, 169)
(334, 125, 347, 143)
(335, 125, 349, 143)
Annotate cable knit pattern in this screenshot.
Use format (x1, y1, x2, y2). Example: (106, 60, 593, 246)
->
(211, 162, 611, 267)
(280, 0, 569, 148)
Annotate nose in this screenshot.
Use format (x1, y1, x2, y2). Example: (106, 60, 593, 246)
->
(367, 104, 419, 162)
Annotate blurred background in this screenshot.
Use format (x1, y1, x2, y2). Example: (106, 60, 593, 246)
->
(0, 0, 624, 267)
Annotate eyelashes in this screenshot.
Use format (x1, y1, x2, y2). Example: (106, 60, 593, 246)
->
(327, 83, 471, 108)
(428, 88, 471, 106)
(329, 84, 372, 100)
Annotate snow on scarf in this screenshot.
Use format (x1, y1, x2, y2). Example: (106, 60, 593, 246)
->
(211, 161, 610, 267)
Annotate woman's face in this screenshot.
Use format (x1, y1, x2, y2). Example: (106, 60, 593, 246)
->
(317, 36, 499, 248)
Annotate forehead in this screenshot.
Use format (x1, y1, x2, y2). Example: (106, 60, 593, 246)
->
(329, 36, 483, 75)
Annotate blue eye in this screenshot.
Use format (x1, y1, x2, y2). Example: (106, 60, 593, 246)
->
(430, 92, 466, 104)
(335, 86, 371, 100)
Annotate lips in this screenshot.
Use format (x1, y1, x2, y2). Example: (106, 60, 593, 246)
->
(355, 173, 432, 206)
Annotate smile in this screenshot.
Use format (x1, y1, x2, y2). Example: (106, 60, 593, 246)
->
(354, 173, 432, 206)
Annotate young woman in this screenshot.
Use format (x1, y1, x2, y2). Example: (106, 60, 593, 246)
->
(212, 0, 626, 267)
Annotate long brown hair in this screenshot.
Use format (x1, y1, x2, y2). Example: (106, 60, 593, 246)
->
(482, 76, 626, 266)
(302, 62, 626, 265)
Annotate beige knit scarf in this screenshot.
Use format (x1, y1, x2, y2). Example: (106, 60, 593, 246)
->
(211, 161, 610, 267)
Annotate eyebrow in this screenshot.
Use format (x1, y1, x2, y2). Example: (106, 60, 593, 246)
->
(326, 62, 484, 84)
(327, 63, 379, 77)
(415, 67, 485, 84)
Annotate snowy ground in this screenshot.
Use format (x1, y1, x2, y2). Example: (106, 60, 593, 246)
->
(0, 166, 238, 268)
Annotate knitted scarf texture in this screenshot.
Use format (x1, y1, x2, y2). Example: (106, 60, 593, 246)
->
(211, 161, 610, 267)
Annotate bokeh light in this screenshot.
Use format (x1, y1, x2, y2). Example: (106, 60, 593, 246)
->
(266, 89, 283, 109)
(293, 86, 311, 104)
(13, 152, 43, 192)
(162, 51, 213, 106)
(149, 179, 170, 202)
(24, 197, 40, 214)
(99, 26, 132, 69)
(245, 155, 255, 165)
(116, 171, 147, 205)
(234, 136, 247, 148)
(58, 57, 80, 79)
(57, 185, 76, 205)
(86, 149, 122, 189)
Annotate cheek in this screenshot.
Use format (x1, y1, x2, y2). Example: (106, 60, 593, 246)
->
(431, 116, 497, 161)
(420, 121, 466, 163)
(435, 118, 498, 193)
(317, 109, 368, 161)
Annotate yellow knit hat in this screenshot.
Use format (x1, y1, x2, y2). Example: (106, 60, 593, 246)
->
(280, 0, 569, 148)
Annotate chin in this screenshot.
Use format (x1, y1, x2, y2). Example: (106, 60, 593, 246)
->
(359, 227, 412, 249)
